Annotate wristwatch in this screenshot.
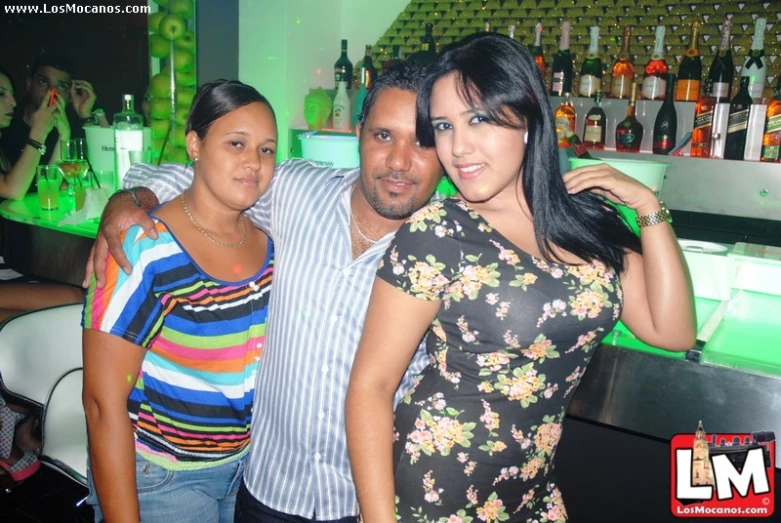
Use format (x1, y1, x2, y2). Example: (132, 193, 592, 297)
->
(636, 201, 673, 228)
(26, 138, 46, 156)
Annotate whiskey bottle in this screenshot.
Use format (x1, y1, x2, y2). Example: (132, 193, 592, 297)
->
(334, 39, 353, 89)
(760, 76, 781, 162)
(724, 77, 753, 160)
(584, 91, 606, 150)
(554, 93, 577, 148)
(691, 79, 717, 158)
(616, 83, 643, 152)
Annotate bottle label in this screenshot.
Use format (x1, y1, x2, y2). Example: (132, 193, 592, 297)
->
(766, 114, 781, 134)
(616, 129, 636, 146)
(747, 77, 766, 99)
(579, 75, 601, 97)
(693, 110, 714, 130)
(654, 136, 674, 152)
(610, 76, 632, 99)
(584, 123, 603, 144)
(555, 115, 571, 142)
(675, 79, 701, 101)
(552, 72, 564, 94)
(761, 145, 780, 161)
(642, 76, 666, 100)
(727, 109, 750, 133)
(712, 81, 730, 100)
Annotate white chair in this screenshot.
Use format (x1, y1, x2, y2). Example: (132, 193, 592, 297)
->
(0, 303, 87, 486)
(41, 368, 88, 485)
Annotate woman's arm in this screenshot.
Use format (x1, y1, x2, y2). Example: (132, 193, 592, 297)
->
(82, 329, 146, 523)
(564, 165, 696, 351)
(0, 97, 58, 199)
(346, 278, 439, 523)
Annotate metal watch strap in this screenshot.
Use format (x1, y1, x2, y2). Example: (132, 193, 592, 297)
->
(26, 138, 46, 155)
(636, 201, 672, 228)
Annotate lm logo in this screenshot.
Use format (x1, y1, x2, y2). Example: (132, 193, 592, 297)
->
(670, 422, 775, 518)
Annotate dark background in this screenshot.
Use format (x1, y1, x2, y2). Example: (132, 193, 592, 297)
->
(0, 0, 149, 119)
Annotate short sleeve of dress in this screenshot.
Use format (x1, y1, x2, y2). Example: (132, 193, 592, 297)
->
(377, 200, 462, 301)
(82, 224, 166, 348)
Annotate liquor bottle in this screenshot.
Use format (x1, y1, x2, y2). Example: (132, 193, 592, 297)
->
(383, 45, 404, 72)
(760, 76, 781, 162)
(653, 74, 678, 154)
(740, 17, 767, 101)
(352, 83, 368, 128)
(554, 93, 576, 147)
(484, 22, 492, 33)
(508, 24, 517, 41)
(334, 39, 353, 89)
(332, 80, 351, 131)
(610, 26, 635, 99)
(550, 21, 573, 96)
(616, 83, 643, 152)
(562, 123, 595, 159)
(420, 22, 437, 62)
(579, 26, 603, 98)
(675, 21, 702, 102)
(691, 79, 717, 158)
(584, 91, 607, 149)
(709, 19, 734, 102)
(113, 94, 144, 187)
(724, 77, 753, 160)
(358, 45, 377, 89)
(530, 22, 547, 80)
(642, 25, 668, 101)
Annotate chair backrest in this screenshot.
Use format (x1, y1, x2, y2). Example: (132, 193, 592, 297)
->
(41, 367, 88, 485)
(0, 303, 84, 405)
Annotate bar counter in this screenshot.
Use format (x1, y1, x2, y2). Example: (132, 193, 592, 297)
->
(0, 193, 98, 286)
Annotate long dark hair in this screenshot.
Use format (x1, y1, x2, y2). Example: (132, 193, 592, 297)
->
(187, 79, 276, 139)
(0, 65, 15, 91)
(416, 33, 641, 273)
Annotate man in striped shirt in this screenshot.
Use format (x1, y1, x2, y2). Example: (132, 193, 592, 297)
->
(86, 63, 445, 522)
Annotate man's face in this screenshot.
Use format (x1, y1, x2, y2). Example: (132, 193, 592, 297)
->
(356, 88, 443, 220)
(27, 65, 72, 108)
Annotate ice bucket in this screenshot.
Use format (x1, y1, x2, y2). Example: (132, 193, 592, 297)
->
(299, 131, 359, 169)
(84, 126, 152, 175)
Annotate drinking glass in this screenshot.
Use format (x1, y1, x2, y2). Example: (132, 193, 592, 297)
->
(60, 138, 90, 210)
(37, 165, 63, 210)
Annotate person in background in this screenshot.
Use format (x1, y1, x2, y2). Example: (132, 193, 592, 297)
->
(82, 80, 276, 522)
(0, 65, 84, 317)
(0, 54, 95, 166)
(346, 33, 695, 523)
(85, 63, 444, 523)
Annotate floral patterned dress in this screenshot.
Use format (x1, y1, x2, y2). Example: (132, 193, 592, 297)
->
(376, 199, 623, 523)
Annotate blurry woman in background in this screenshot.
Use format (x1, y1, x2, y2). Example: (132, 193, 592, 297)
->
(82, 80, 277, 523)
(346, 33, 695, 522)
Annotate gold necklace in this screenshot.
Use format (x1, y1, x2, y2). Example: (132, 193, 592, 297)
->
(349, 188, 379, 244)
(180, 192, 249, 248)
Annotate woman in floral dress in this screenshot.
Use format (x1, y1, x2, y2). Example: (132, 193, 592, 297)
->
(346, 33, 695, 523)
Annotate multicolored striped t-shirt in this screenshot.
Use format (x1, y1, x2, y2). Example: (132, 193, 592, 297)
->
(82, 219, 273, 470)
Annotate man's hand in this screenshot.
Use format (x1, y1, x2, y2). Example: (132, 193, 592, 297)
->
(70, 80, 97, 120)
(83, 190, 159, 289)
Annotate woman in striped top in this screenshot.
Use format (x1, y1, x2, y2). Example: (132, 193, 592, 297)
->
(82, 80, 277, 523)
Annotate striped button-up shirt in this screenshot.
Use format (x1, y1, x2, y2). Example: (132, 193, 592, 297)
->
(125, 159, 429, 519)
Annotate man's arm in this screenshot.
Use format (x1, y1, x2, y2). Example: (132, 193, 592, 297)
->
(83, 163, 194, 288)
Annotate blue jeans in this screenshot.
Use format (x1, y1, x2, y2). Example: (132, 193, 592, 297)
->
(87, 452, 246, 523)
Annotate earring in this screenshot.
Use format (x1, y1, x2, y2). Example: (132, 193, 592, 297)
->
(524, 131, 528, 144)
(193, 156, 199, 164)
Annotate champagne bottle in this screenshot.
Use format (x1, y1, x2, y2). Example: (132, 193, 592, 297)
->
(676, 21, 702, 102)
(616, 83, 643, 152)
(691, 79, 717, 158)
(724, 76, 753, 160)
(554, 92, 577, 147)
(484, 22, 492, 33)
(551, 21, 573, 96)
(740, 17, 767, 101)
(584, 91, 607, 150)
(508, 24, 517, 41)
(760, 76, 781, 162)
(334, 39, 353, 89)
(642, 25, 668, 101)
(709, 19, 734, 102)
(531, 22, 547, 80)
(653, 74, 678, 154)
(359, 45, 377, 89)
(610, 26, 635, 99)
(579, 26, 603, 98)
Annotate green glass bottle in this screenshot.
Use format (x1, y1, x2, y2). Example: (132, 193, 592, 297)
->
(579, 26, 603, 98)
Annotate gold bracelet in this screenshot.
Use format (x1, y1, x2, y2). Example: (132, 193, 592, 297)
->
(636, 201, 672, 228)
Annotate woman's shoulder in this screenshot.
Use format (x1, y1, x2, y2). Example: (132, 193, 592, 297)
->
(121, 219, 179, 258)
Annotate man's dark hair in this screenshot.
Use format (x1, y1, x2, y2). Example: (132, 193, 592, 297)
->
(187, 79, 276, 138)
(31, 54, 76, 78)
(358, 61, 428, 125)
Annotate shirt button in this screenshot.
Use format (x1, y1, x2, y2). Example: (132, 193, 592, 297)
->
(314, 453, 322, 461)
(321, 364, 329, 373)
